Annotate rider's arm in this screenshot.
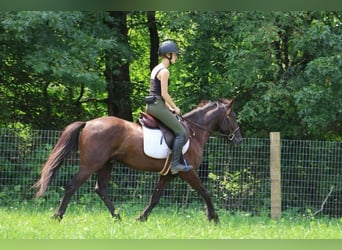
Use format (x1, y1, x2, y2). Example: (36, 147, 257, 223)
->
(159, 69, 180, 114)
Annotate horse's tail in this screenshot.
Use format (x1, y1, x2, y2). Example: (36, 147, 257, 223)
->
(33, 121, 87, 198)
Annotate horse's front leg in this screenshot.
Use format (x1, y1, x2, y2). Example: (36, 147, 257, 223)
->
(179, 170, 219, 224)
(137, 174, 174, 222)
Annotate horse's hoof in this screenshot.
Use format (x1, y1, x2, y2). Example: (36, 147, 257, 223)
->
(209, 216, 219, 225)
(112, 213, 121, 221)
(51, 213, 63, 221)
(136, 215, 148, 222)
(207, 212, 219, 224)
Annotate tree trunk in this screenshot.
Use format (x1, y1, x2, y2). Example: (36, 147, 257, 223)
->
(147, 11, 159, 71)
(104, 11, 133, 121)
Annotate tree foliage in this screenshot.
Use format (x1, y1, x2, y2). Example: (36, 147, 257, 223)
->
(0, 11, 341, 140)
(0, 11, 126, 129)
(152, 11, 341, 139)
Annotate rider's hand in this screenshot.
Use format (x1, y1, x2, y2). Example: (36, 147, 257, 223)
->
(173, 107, 181, 115)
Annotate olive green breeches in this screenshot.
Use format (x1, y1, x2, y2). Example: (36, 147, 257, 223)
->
(146, 100, 186, 137)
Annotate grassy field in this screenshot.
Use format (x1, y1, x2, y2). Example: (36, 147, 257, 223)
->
(0, 204, 341, 239)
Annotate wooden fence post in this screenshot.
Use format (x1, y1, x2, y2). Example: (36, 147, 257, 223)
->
(270, 132, 281, 219)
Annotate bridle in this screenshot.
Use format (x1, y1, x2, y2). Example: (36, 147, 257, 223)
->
(226, 126, 240, 141)
(180, 102, 240, 141)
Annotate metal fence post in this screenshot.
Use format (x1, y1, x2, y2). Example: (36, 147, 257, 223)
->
(270, 132, 281, 219)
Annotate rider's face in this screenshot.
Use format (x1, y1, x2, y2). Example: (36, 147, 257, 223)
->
(171, 53, 178, 64)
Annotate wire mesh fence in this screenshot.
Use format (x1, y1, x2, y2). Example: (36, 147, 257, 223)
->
(281, 140, 342, 216)
(0, 128, 341, 217)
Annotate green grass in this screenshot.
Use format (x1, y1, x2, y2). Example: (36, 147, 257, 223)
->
(0, 204, 341, 239)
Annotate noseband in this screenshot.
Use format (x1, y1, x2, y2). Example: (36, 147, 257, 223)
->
(227, 127, 240, 141)
(220, 102, 240, 141)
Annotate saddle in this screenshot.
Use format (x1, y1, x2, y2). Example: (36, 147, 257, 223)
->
(138, 112, 190, 149)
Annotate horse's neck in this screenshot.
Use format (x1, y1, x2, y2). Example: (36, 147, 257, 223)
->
(188, 103, 220, 126)
(185, 104, 220, 143)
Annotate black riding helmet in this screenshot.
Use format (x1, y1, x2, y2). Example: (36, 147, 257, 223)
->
(158, 40, 180, 56)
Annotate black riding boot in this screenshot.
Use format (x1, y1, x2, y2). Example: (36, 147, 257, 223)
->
(170, 135, 192, 175)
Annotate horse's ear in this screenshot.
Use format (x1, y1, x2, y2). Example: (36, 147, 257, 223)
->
(218, 98, 234, 106)
(227, 99, 235, 109)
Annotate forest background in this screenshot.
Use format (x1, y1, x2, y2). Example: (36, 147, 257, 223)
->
(0, 11, 341, 140)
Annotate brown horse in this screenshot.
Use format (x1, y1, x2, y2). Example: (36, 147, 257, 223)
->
(34, 98, 242, 223)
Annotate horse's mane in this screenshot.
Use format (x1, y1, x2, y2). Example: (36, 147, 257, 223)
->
(184, 100, 218, 120)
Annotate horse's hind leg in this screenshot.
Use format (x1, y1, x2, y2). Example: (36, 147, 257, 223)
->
(179, 170, 219, 224)
(137, 174, 174, 221)
(95, 163, 121, 220)
(53, 168, 93, 220)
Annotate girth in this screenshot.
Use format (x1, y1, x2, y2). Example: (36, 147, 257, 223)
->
(138, 112, 190, 148)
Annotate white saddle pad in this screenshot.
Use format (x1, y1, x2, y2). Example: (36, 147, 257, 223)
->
(142, 126, 190, 159)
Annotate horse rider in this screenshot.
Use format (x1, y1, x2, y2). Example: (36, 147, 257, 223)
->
(145, 40, 192, 175)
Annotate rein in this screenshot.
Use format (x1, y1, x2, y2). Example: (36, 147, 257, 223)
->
(179, 102, 240, 141)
